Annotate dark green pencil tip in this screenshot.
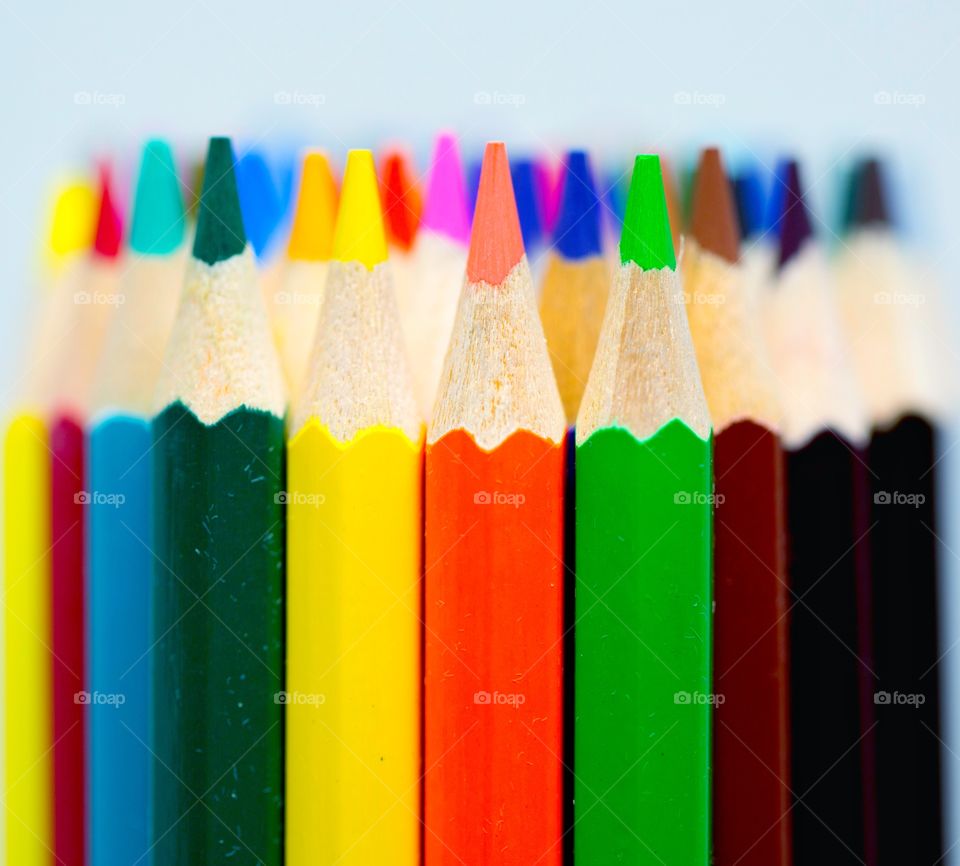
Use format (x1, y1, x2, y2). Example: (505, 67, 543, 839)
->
(193, 137, 247, 265)
(131, 139, 185, 256)
(620, 155, 676, 271)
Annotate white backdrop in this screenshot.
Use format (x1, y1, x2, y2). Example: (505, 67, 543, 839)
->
(2, 0, 959, 858)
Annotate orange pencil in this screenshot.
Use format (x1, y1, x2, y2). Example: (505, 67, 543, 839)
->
(425, 142, 566, 866)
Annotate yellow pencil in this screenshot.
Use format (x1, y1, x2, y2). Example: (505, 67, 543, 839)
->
(272, 150, 337, 398)
(285, 149, 422, 866)
(4, 178, 94, 865)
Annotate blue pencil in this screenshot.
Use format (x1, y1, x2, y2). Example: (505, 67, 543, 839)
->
(86, 139, 186, 866)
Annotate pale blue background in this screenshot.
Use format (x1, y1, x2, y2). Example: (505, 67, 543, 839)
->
(1, 0, 959, 859)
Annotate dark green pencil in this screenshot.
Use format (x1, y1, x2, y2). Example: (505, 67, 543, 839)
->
(151, 136, 287, 865)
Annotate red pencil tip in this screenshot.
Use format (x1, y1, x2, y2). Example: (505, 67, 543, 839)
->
(93, 163, 123, 259)
(380, 150, 421, 251)
(466, 142, 524, 284)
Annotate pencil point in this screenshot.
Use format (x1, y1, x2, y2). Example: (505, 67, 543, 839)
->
(193, 137, 247, 266)
(466, 142, 525, 284)
(660, 156, 684, 247)
(287, 151, 337, 262)
(236, 150, 283, 260)
(553, 150, 602, 260)
(766, 158, 791, 240)
(620, 155, 676, 271)
(690, 148, 740, 263)
(510, 159, 543, 251)
(49, 180, 96, 262)
(733, 166, 766, 240)
(130, 139, 185, 256)
(850, 157, 890, 229)
(422, 132, 470, 245)
(333, 150, 388, 269)
(380, 150, 421, 251)
(778, 160, 813, 269)
(93, 164, 123, 260)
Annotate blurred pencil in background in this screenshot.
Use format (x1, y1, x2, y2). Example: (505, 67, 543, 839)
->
(86, 139, 186, 866)
(48, 165, 123, 866)
(4, 177, 94, 866)
(684, 147, 791, 866)
(401, 131, 471, 418)
(273, 150, 337, 397)
(764, 160, 873, 864)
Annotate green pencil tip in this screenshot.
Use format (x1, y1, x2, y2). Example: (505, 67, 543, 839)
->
(193, 137, 247, 265)
(620, 155, 676, 271)
(130, 139, 185, 256)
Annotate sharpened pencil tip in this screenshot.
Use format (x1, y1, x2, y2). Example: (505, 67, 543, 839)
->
(553, 150, 602, 260)
(422, 132, 470, 246)
(620, 155, 676, 271)
(193, 137, 248, 266)
(690, 148, 740, 264)
(130, 139, 185, 257)
(466, 142, 525, 285)
(93, 164, 123, 260)
(332, 149, 388, 269)
(287, 151, 337, 262)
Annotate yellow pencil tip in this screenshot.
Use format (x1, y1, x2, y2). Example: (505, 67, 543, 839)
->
(47, 180, 97, 268)
(332, 150, 387, 269)
(288, 151, 338, 262)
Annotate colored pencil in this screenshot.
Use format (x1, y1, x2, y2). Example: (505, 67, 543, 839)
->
(536, 156, 562, 236)
(85, 139, 186, 866)
(273, 150, 337, 397)
(151, 136, 286, 864)
(511, 157, 545, 259)
(286, 148, 422, 866)
(4, 178, 94, 866)
(237, 148, 286, 312)
(48, 164, 123, 866)
(381, 148, 422, 338)
(684, 148, 791, 865)
(425, 141, 566, 866)
(400, 131, 471, 418)
(575, 154, 713, 865)
(763, 160, 873, 863)
(539, 150, 608, 425)
(837, 157, 945, 864)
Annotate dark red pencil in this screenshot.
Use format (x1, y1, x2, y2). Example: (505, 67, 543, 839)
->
(683, 148, 791, 866)
(48, 165, 122, 866)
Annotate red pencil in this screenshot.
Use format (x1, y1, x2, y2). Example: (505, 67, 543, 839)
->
(424, 142, 566, 866)
(48, 164, 123, 866)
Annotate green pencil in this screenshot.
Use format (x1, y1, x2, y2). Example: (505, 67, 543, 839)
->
(152, 136, 287, 864)
(575, 154, 714, 865)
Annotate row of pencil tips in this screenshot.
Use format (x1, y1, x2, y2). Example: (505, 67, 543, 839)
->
(27, 133, 954, 444)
